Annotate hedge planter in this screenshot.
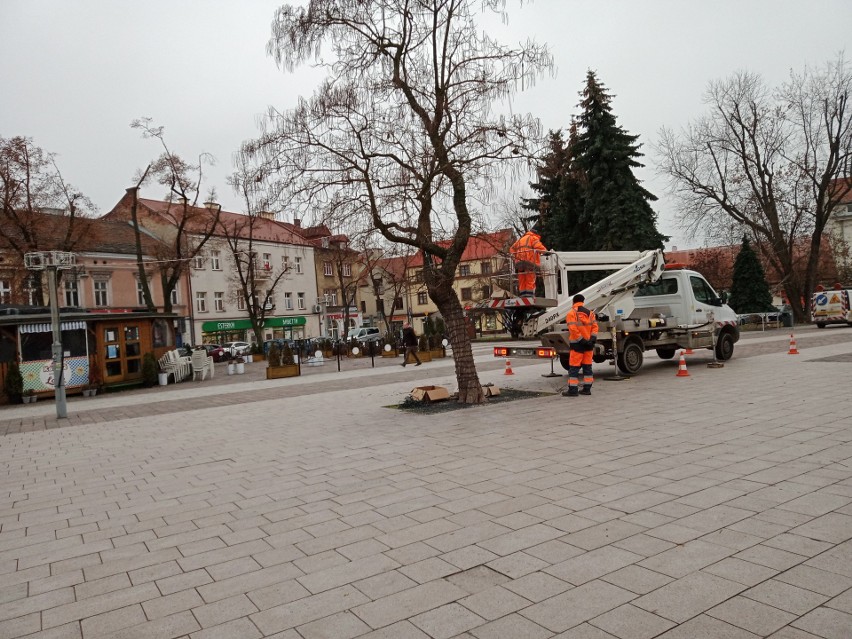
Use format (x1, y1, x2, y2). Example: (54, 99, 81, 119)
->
(417, 351, 433, 363)
(382, 349, 399, 358)
(429, 349, 446, 359)
(266, 365, 300, 379)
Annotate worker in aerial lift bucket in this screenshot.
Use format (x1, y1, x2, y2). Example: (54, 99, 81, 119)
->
(509, 225, 547, 297)
(562, 293, 599, 397)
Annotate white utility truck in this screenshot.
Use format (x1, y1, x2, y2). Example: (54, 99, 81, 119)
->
(811, 285, 852, 328)
(487, 249, 740, 375)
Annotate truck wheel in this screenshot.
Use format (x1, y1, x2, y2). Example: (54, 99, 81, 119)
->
(559, 353, 571, 371)
(715, 330, 735, 361)
(816, 323, 826, 329)
(655, 348, 676, 360)
(616, 340, 644, 375)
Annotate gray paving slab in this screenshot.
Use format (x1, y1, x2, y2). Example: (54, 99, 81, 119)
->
(1, 326, 851, 637)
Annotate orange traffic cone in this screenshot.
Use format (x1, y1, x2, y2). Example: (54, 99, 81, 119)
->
(683, 346, 694, 355)
(788, 334, 799, 355)
(504, 358, 514, 375)
(676, 351, 690, 377)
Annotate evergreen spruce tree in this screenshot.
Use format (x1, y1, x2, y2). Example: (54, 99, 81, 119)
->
(573, 71, 667, 251)
(729, 236, 775, 313)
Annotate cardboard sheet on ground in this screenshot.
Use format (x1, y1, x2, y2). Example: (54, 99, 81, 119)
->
(410, 385, 450, 402)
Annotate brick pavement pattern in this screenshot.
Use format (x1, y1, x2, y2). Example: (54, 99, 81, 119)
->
(1, 325, 852, 638)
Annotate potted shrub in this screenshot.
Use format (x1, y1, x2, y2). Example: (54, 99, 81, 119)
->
(417, 334, 433, 362)
(235, 356, 246, 375)
(88, 360, 103, 396)
(320, 338, 334, 358)
(381, 336, 399, 358)
(3, 360, 23, 404)
(142, 352, 159, 388)
(22, 389, 37, 404)
(250, 342, 264, 362)
(266, 341, 300, 379)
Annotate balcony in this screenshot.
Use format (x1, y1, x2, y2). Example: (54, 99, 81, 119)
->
(255, 265, 273, 279)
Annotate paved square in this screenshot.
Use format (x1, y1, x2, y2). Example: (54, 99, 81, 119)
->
(1, 327, 851, 637)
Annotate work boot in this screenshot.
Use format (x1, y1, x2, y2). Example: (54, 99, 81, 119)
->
(561, 388, 579, 397)
(579, 387, 592, 396)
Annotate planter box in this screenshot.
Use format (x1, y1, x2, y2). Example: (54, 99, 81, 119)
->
(252, 353, 265, 362)
(429, 349, 445, 359)
(417, 351, 433, 363)
(266, 365, 300, 379)
(382, 350, 399, 358)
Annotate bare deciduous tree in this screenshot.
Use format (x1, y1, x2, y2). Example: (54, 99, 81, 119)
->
(245, 0, 553, 403)
(122, 118, 221, 314)
(0, 136, 95, 305)
(658, 55, 852, 321)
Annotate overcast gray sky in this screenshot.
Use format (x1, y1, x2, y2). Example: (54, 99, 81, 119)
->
(2, 0, 849, 249)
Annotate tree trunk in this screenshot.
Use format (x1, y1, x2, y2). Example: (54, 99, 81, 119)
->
(430, 284, 483, 404)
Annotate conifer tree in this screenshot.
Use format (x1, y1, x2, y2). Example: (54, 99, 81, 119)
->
(573, 71, 667, 251)
(729, 236, 775, 313)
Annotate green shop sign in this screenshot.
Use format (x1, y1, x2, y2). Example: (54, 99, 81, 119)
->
(202, 316, 306, 332)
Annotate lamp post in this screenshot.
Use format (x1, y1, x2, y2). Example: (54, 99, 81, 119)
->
(24, 251, 76, 419)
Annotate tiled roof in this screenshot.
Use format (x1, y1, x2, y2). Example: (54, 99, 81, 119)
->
(407, 229, 514, 267)
(135, 199, 312, 246)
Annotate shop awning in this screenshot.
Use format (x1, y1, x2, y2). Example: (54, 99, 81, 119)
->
(19, 321, 87, 334)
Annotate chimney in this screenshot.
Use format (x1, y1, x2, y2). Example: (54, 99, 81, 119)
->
(203, 201, 218, 210)
(258, 211, 275, 220)
(293, 217, 301, 227)
(671, 245, 678, 252)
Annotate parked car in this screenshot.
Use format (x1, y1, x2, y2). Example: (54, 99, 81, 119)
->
(200, 344, 227, 362)
(346, 327, 383, 343)
(223, 341, 251, 357)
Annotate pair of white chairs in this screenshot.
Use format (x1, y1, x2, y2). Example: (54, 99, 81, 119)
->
(191, 349, 215, 381)
(158, 349, 192, 383)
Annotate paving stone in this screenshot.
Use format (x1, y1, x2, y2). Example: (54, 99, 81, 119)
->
(702, 557, 779, 586)
(143, 588, 205, 620)
(589, 603, 675, 639)
(189, 617, 261, 639)
(654, 614, 760, 638)
(600, 565, 673, 595)
(638, 539, 734, 578)
(545, 546, 642, 586)
(410, 602, 484, 639)
(458, 584, 530, 620)
(352, 579, 468, 629)
(251, 584, 369, 634)
(469, 612, 553, 639)
(80, 603, 147, 637)
(791, 606, 852, 639)
(707, 595, 797, 635)
(633, 571, 746, 623)
(296, 610, 371, 639)
(521, 579, 635, 633)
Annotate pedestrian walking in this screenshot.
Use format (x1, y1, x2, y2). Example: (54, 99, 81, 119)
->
(400, 323, 422, 367)
(562, 293, 598, 397)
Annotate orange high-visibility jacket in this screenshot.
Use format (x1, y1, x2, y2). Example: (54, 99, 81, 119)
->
(510, 231, 546, 265)
(566, 302, 598, 347)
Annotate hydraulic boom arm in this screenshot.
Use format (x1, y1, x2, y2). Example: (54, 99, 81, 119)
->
(526, 249, 666, 336)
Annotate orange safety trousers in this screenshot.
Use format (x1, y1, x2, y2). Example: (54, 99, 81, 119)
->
(568, 349, 594, 389)
(517, 272, 536, 295)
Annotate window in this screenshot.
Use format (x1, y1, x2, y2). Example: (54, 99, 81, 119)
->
(264, 291, 275, 310)
(25, 275, 38, 305)
(0, 280, 10, 304)
(480, 261, 492, 275)
(237, 293, 246, 310)
(636, 278, 678, 297)
(94, 280, 109, 306)
(414, 270, 424, 283)
(135, 280, 145, 306)
(324, 289, 337, 305)
(210, 250, 221, 270)
(461, 287, 472, 301)
(262, 253, 272, 271)
(343, 263, 351, 277)
(196, 291, 208, 313)
(193, 256, 205, 270)
(284, 292, 293, 310)
(171, 287, 180, 305)
(214, 292, 225, 312)
(297, 292, 305, 310)
(66, 279, 81, 306)
(360, 300, 366, 313)
(481, 285, 491, 299)
(394, 297, 403, 310)
(417, 292, 428, 305)
(323, 261, 333, 276)
(282, 255, 290, 271)
(459, 264, 471, 277)
(294, 256, 302, 273)
(690, 276, 717, 304)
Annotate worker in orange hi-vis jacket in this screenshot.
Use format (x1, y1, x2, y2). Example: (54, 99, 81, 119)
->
(562, 293, 599, 397)
(509, 227, 547, 297)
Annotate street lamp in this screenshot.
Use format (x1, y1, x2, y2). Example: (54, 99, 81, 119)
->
(24, 251, 76, 419)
